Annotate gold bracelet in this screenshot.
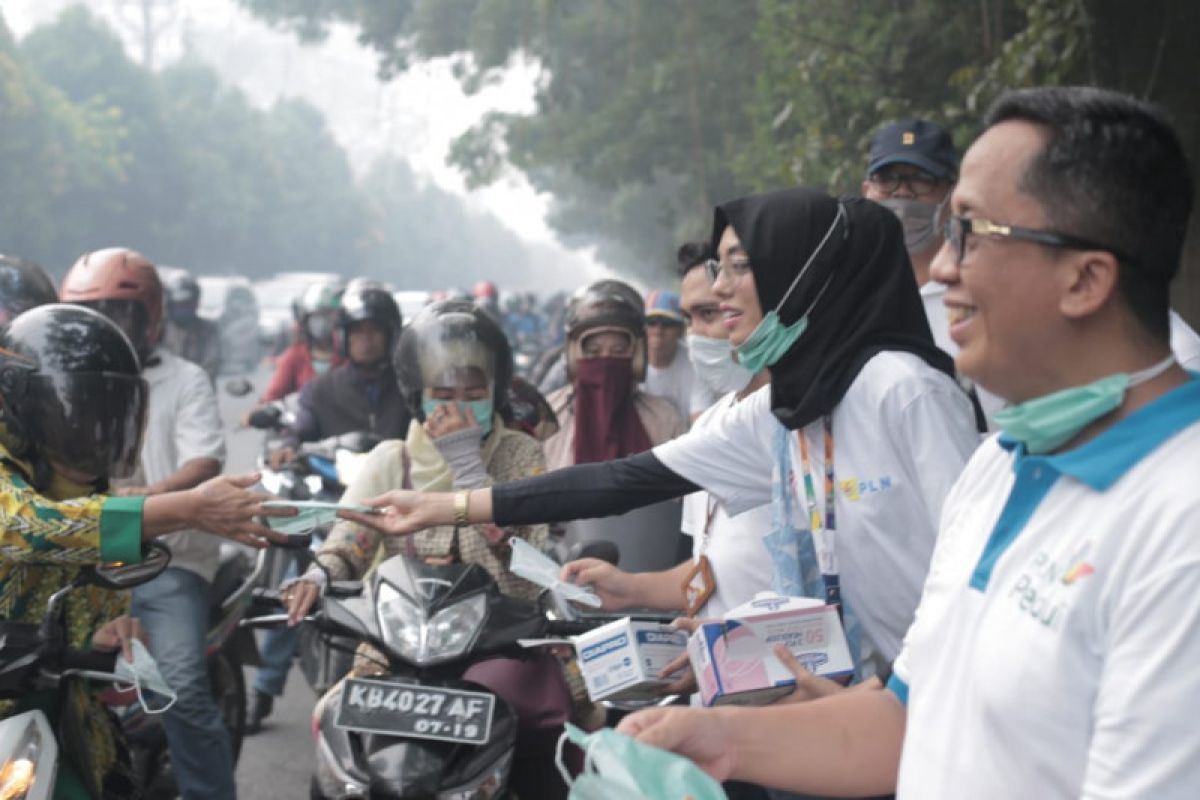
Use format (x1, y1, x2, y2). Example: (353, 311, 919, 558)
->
(453, 490, 470, 528)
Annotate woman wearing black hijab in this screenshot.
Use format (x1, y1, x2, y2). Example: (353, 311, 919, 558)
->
(341, 187, 980, 680)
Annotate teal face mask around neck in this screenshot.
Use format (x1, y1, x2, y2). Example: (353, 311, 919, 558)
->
(994, 354, 1176, 454)
(421, 398, 494, 437)
(555, 723, 727, 800)
(732, 203, 847, 374)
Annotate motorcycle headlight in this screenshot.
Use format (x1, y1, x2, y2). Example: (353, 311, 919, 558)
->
(376, 583, 424, 661)
(0, 711, 55, 800)
(376, 584, 488, 666)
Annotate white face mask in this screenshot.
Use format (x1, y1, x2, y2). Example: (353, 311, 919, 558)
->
(114, 639, 178, 715)
(687, 334, 754, 396)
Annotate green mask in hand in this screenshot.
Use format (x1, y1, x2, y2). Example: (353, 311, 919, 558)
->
(556, 723, 728, 800)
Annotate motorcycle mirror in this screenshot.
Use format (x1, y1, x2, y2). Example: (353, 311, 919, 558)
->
(224, 378, 254, 397)
(84, 541, 172, 590)
(570, 540, 620, 566)
(247, 406, 283, 429)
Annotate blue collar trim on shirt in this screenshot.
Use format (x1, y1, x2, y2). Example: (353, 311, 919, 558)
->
(997, 371, 1200, 489)
(972, 373, 1200, 592)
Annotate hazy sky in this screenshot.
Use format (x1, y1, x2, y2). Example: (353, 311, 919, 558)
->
(4, 0, 602, 280)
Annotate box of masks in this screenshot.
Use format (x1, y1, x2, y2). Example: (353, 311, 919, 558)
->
(574, 617, 688, 702)
(688, 593, 853, 707)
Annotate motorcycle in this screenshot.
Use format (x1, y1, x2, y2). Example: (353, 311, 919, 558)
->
(244, 551, 610, 800)
(0, 544, 172, 799)
(106, 542, 267, 798)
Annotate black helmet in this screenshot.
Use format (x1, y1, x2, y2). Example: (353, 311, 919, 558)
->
(0, 255, 57, 327)
(337, 284, 403, 360)
(564, 279, 647, 380)
(0, 304, 147, 481)
(393, 300, 513, 422)
(163, 270, 201, 320)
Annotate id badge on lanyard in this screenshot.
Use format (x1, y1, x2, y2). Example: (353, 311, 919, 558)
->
(799, 416, 842, 610)
(681, 497, 719, 617)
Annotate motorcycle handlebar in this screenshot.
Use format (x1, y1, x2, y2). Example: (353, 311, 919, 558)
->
(62, 648, 118, 673)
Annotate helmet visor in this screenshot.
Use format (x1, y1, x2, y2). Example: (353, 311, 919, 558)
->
(412, 312, 497, 395)
(26, 372, 147, 479)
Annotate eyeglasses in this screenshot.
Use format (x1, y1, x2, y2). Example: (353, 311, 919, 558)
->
(942, 216, 1138, 266)
(868, 167, 946, 198)
(704, 257, 752, 283)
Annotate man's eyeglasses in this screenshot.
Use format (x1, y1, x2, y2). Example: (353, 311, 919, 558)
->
(704, 257, 752, 283)
(942, 216, 1137, 266)
(868, 167, 946, 198)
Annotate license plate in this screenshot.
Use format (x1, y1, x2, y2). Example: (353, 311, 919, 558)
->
(335, 678, 495, 746)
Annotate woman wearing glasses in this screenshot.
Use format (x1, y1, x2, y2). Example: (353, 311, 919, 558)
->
(341, 188, 980, 690)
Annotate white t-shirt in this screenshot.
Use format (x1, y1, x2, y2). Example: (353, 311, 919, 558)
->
(1170, 309, 1200, 370)
(679, 392, 774, 621)
(655, 351, 979, 670)
(138, 349, 226, 581)
(922, 280, 1004, 426)
(890, 375, 1200, 799)
(642, 345, 697, 422)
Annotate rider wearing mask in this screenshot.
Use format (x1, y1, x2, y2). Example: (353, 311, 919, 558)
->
(258, 279, 344, 404)
(269, 284, 411, 467)
(160, 269, 221, 383)
(543, 280, 685, 470)
(0, 304, 285, 799)
(281, 301, 571, 799)
(0, 254, 58, 328)
(61, 248, 236, 800)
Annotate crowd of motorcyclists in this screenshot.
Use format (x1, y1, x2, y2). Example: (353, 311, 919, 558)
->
(2, 83, 1200, 800)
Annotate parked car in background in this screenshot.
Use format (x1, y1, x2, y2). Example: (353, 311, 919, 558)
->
(198, 275, 261, 374)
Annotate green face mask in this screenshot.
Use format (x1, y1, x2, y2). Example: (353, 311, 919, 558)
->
(421, 398, 494, 437)
(993, 354, 1175, 454)
(732, 203, 847, 374)
(555, 723, 727, 800)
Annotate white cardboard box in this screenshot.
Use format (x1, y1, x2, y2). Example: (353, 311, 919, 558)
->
(688, 592, 854, 707)
(573, 617, 688, 702)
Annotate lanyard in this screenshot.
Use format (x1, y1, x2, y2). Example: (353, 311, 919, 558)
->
(796, 415, 842, 608)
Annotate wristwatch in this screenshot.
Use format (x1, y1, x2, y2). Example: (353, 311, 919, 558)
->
(453, 490, 471, 529)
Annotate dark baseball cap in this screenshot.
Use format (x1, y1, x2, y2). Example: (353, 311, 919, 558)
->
(867, 119, 958, 179)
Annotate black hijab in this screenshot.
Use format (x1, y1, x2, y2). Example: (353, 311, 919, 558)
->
(712, 187, 956, 430)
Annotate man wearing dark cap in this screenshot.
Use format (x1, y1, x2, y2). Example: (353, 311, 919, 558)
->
(862, 119, 1005, 425)
(862, 119, 958, 338)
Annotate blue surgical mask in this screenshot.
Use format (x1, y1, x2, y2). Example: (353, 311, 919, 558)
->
(994, 354, 1175, 454)
(311, 357, 331, 375)
(421, 398, 494, 437)
(733, 203, 847, 373)
(555, 723, 726, 800)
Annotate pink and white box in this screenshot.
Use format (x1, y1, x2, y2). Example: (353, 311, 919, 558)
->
(687, 592, 854, 707)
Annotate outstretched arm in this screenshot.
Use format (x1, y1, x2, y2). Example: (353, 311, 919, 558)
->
(338, 450, 698, 535)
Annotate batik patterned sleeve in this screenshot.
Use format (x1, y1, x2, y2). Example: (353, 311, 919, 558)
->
(0, 468, 143, 565)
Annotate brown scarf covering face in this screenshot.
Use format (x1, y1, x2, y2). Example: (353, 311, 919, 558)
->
(571, 356, 651, 464)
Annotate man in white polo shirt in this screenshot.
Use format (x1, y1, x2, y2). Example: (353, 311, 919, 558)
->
(619, 86, 1200, 799)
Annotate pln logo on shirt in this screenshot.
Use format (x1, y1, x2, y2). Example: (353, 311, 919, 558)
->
(839, 475, 895, 501)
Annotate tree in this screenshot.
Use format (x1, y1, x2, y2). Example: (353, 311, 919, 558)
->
(236, 0, 1200, 324)
(0, 13, 125, 272)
